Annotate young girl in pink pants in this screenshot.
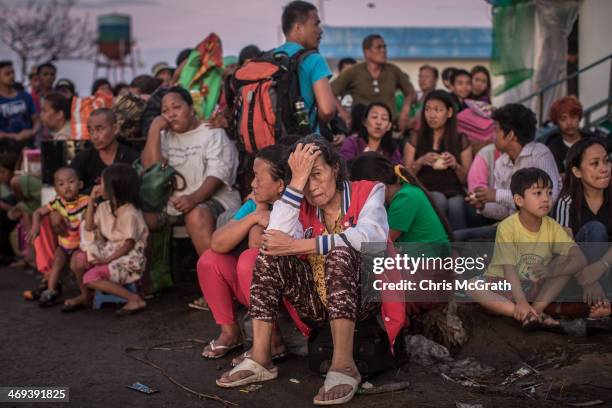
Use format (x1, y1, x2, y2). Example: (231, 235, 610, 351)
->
(69, 163, 148, 315)
(198, 145, 289, 361)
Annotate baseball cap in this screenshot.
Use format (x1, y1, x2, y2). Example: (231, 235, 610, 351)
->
(152, 62, 172, 77)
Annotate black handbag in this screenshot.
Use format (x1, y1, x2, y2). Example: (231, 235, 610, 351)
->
(307, 317, 406, 377)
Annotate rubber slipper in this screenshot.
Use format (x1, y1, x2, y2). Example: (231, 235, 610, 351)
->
(188, 297, 209, 311)
(9, 259, 28, 268)
(201, 339, 243, 359)
(216, 357, 278, 388)
(61, 302, 88, 313)
(521, 313, 542, 332)
(313, 371, 361, 406)
(231, 349, 288, 367)
(38, 289, 60, 308)
(115, 305, 146, 317)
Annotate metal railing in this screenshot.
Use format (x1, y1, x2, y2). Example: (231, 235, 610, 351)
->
(516, 53, 612, 124)
(584, 96, 612, 128)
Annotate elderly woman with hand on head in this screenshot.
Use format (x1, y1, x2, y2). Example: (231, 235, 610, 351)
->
(216, 136, 404, 406)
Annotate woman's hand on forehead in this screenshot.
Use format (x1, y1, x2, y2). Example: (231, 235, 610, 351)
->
(287, 143, 322, 190)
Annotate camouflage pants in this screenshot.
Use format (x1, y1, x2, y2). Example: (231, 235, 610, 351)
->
(250, 247, 372, 323)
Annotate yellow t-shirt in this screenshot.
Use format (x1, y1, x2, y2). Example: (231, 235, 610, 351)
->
(486, 213, 575, 280)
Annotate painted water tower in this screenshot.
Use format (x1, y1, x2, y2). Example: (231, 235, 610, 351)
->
(93, 13, 139, 83)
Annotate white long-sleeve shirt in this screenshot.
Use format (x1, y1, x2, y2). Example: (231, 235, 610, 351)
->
(482, 142, 561, 220)
(267, 181, 389, 255)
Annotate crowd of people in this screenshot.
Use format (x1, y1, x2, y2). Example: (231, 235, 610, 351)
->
(1, 1, 611, 405)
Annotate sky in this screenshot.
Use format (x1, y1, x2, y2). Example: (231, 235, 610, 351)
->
(0, 0, 492, 94)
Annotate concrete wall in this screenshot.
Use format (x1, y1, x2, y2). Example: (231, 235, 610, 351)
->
(578, 0, 612, 122)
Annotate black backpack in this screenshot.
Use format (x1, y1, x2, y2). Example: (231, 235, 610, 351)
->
(307, 317, 406, 377)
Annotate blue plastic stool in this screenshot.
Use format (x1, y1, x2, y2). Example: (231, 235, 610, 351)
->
(93, 282, 139, 309)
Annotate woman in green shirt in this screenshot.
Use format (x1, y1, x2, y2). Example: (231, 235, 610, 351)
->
(350, 152, 451, 244)
(350, 152, 453, 309)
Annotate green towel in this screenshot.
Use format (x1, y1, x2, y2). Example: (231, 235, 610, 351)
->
(178, 50, 223, 119)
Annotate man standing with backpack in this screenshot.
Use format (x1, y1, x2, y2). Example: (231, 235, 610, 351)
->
(232, 0, 336, 155)
(277, 1, 336, 129)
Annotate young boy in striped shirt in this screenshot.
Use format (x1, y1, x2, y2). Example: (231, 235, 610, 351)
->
(29, 167, 89, 307)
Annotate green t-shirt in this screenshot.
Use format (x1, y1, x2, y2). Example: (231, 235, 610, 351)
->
(387, 183, 449, 243)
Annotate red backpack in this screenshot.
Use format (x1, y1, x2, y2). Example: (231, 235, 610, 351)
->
(232, 49, 317, 154)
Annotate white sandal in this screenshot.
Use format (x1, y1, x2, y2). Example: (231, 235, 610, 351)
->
(313, 371, 361, 406)
(201, 339, 243, 359)
(215, 357, 278, 388)
(231, 349, 288, 367)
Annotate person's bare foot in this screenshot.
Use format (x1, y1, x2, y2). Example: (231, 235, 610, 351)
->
(9, 259, 28, 268)
(120, 297, 146, 312)
(589, 302, 612, 318)
(314, 364, 360, 403)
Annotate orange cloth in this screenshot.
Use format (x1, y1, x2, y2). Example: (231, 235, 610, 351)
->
(33, 215, 58, 275)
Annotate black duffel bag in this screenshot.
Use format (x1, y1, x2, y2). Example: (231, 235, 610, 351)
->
(307, 317, 406, 377)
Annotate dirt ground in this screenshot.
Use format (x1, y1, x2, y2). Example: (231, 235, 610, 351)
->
(2, 265, 612, 408)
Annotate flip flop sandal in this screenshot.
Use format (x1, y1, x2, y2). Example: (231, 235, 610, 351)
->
(188, 297, 209, 311)
(521, 313, 543, 332)
(9, 259, 28, 268)
(215, 357, 278, 388)
(539, 313, 566, 334)
(115, 305, 147, 317)
(61, 302, 88, 313)
(313, 371, 361, 406)
(38, 289, 60, 308)
(231, 349, 289, 367)
(201, 339, 243, 360)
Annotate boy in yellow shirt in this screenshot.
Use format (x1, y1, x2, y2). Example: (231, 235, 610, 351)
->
(467, 167, 587, 331)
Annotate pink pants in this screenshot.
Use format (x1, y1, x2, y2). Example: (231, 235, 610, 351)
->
(74, 250, 111, 285)
(197, 248, 259, 325)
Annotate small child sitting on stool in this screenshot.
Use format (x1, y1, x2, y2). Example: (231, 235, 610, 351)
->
(29, 167, 89, 307)
(73, 163, 148, 316)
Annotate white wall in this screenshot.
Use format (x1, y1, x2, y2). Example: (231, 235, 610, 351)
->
(578, 0, 612, 123)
